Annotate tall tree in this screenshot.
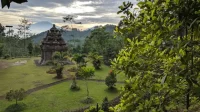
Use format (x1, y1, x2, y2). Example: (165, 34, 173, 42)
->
(6, 88, 26, 105)
(27, 42, 33, 56)
(0, 23, 5, 36)
(78, 67, 95, 99)
(88, 52, 103, 70)
(83, 27, 123, 65)
(63, 15, 82, 49)
(52, 51, 68, 79)
(112, 0, 200, 111)
(17, 18, 32, 53)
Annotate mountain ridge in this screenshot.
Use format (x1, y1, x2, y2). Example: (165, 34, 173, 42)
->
(31, 24, 116, 45)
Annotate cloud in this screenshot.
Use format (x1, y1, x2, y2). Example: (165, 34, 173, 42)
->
(0, 0, 137, 30)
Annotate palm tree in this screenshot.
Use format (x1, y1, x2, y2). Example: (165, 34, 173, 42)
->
(72, 53, 86, 67)
(52, 51, 68, 79)
(88, 52, 103, 70)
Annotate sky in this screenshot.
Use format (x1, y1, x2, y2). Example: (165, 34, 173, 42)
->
(0, 0, 137, 31)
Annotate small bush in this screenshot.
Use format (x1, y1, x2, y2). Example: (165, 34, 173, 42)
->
(102, 97, 109, 112)
(6, 88, 26, 105)
(81, 97, 94, 104)
(105, 70, 117, 88)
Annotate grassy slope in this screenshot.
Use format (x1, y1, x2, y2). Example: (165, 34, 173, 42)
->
(0, 81, 123, 112)
(0, 57, 126, 111)
(0, 57, 126, 96)
(0, 57, 74, 96)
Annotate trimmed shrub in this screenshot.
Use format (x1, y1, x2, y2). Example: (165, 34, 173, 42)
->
(6, 88, 26, 105)
(102, 97, 109, 112)
(105, 70, 117, 88)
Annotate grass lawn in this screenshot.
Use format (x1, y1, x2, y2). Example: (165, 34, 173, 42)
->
(0, 80, 123, 112)
(0, 57, 126, 111)
(0, 57, 75, 96)
(87, 62, 127, 82)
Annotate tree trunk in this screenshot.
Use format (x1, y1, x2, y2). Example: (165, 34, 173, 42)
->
(56, 67, 63, 79)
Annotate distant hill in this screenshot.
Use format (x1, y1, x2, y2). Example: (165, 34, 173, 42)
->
(31, 24, 116, 45)
(30, 21, 54, 34)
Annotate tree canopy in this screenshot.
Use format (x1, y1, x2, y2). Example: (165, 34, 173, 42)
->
(112, 0, 200, 111)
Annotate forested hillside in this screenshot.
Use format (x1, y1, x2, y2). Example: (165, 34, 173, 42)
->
(31, 24, 116, 45)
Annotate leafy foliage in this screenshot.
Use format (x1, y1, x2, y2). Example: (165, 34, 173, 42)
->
(33, 44, 41, 56)
(101, 97, 109, 112)
(17, 18, 32, 39)
(6, 88, 26, 105)
(78, 67, 95, 80)
(88, 52, 103, 69)
(70, 77, 80, 91)
(0, 23, 5, 36)
(112, 0, 200, 111)
(72, 53, 86, 67)
(105, 70, 117, 88)
(51, 51, 68, 79)
(0, 23, 34, 57)
(27, 43, 33, 56)
(78, 67, 95, 98)
(52, 51, 68, 61)
(84, 106, 104, 112)
(0, 43, 4, 57)
(83, 27, 123, 65)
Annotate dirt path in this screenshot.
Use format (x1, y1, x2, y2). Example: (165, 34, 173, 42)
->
(0, 59, 27, 70)
(0, 61, 10, 69)
(0, 78, 124, 100)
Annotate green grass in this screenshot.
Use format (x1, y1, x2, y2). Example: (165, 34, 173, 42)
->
(0, 57, 126, 111)
(87, 62, 127, 82)
(0, 57, 74, 96)
(0, 80, 123, 112)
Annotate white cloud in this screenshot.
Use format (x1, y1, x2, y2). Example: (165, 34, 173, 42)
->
(30, 1, 95, 14)
(76, 15, 103, 20)
(0, 0, 138, 31)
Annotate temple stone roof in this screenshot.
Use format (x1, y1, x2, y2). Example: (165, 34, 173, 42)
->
(40, 24, 67, 65)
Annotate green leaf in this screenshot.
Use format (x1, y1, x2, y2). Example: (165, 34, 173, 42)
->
(117, 10, 123, 14)
(189, 17, 199, 28)
(179, 49, 185, 56)
(161, 75, 167, 84)
(151, 8, 155, 17)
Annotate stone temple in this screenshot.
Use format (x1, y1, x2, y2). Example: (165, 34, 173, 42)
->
(40, 24, 67, 65)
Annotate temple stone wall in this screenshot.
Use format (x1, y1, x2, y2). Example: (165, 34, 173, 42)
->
(40, 24, 67, 65)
